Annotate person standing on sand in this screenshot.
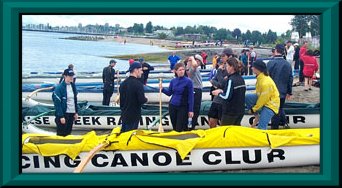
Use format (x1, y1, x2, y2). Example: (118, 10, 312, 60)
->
(293, 43, 300, 77)
(52, 68, 78, 136)
(301, 50, 319, 91)
(245, 60, 280, 130)
(168, 51, 181, 71)
(267, 44, 293, 129)
(239, 49, 248, 76)
(102, 60, 117, 106)
(299, 41, 308, 84)
(200, 50, 208, 69)
(160, 62, 194, 132)
(248, 46, 257, 75)
(119, 62, 148, 133)
(285, 41, 295, 64)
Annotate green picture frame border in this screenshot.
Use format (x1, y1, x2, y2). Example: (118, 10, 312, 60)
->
(1, 0, 339, 186)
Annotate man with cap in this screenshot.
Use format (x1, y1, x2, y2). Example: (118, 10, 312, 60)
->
(102, 59, 118, 106)
(245, 60, 280, 130)
(267, 44, 293, 129)
(186, 54, 203, 130)
(119, 62, 148, 133)
(52, 68, 78, 136)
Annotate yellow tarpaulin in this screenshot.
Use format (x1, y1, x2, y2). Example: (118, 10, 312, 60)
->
(22, 126, 320, 160)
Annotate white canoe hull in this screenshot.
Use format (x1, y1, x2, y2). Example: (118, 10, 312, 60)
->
(22, 91, 211, 103)
(22, 88, 255, 103)
(23, 113, 320, 134)
(22, 145, 319, 173)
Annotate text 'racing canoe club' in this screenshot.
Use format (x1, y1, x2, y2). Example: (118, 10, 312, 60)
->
(22, 147, 308, 173)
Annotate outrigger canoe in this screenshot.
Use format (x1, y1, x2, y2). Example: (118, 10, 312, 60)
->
(21, 126, 320, 173)
(22, 75, 257, 92)
(22, 85, 256, 103)
(22, 100, 320, 135)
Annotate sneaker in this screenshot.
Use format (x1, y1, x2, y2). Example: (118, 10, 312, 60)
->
(309, 88, 312, 90)
(304, 89, 308, 91)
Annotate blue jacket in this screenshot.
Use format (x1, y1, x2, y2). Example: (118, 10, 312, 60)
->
(162, 76, 194, 112)
(267, 56, 293, 98)
(52, 81, 78, 118)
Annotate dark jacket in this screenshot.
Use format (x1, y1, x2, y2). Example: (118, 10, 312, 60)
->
(219, 72, 246, 115)
(211, 68, 228, 104)
(102, 66, 116, 84)
(119, 76, 148, 124)
(293, 47, 300, 61)
(267, 56, 293, 98)
(142, 62, 154, 81)
(52, 81, 78, 118)
(211, 68, 228, 89)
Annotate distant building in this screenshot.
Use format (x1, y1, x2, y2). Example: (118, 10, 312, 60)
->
(182, 34, 202, 40)
(154, 30, 174, 37)
(291, 32, 299, 42)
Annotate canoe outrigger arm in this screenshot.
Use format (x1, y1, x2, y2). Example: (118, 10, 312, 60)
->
(25, 86, 55, 101)
(22, 110, 56, 135)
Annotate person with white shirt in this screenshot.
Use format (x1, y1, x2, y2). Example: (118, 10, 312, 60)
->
(286, 41, 295, 65)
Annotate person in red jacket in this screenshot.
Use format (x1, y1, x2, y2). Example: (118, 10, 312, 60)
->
(200, 50, 208, 69)
(301, 50, 319, 91)
(298, 41, 308, 83)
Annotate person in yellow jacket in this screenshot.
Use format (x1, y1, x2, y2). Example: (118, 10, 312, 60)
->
(212, 53, 219, 69)
(245, 59, 280, 130)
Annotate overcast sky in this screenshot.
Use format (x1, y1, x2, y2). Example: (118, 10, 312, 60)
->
(23, 15, 294, 35)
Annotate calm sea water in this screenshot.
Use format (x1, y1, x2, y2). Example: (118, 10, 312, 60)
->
(22, 31, 168, 74)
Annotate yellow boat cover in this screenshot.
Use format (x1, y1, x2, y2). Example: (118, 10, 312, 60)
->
(22, 126, 320, 160)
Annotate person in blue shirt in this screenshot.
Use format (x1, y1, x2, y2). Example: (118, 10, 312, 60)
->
(160, 62, 194, 132)
(168, 51, 181, 70)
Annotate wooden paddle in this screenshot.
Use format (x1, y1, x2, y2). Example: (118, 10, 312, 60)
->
(73, 142, 109, 173)
(112, 70, 120, 106)
(158, 77, 164, 133)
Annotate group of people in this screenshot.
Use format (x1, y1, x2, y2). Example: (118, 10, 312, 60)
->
(208, 45, 294, 130)
(273, 40, 319, 91)
(52, 41, 318, 136)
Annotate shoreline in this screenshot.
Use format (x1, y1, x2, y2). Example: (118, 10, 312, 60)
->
(102, 36, 273, 63)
